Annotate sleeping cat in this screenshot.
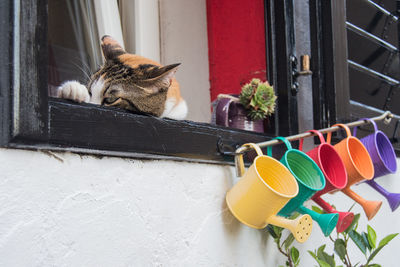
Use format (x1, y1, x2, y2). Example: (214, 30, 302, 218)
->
(57, 35, 188, 120)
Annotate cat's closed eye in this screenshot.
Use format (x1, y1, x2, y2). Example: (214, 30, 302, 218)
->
(103, 96, 119, 105)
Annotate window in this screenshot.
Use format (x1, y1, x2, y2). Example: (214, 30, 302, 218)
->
(309, 0, 400, 153)
(2, 0, 295, 163)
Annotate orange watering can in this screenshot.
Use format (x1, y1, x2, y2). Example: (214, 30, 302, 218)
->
(327, 124, 382, 220)
(227, 143, 312, 243)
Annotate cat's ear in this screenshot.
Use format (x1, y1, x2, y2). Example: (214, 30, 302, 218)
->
(136, 63, 180, 94)
(101, 35, 126, 61)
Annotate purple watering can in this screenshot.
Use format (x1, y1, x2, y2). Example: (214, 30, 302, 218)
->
(353, 118, 399, 211)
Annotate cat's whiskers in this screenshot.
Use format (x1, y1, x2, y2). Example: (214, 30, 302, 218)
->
(71, 59, 92, 84)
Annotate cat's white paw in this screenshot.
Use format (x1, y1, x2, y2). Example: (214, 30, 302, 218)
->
(57, 81, 90, 103)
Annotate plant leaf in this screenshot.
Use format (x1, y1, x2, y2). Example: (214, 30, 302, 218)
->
(308, 250, 318, 260)
(283, 233, 295, 250)
(368, 233, 399, 263)
(311, 205, 324, 214)
(367, 225, 377, 249)
(349, 230, 367, 255)
(267, 225, 283, 239)
(290, 247, 300, 266)
(378, 233, 398, 247)
(316, 259, 331, 267)
(367, 264, 381, 267)
(289, 212, 300, 220)
(334, 238, 347, 260)
(362, 232, 372, 251)
(317, 244, 326, 257)
(345, 214, 360, 234)
(321, 251, 335, 267)
(367, 245, 385, 265)
(266, 225, 278, 239)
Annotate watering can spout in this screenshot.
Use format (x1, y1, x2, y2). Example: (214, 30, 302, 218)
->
(312, 195, 355, 233)
(268, 214, 312, 243)
(297, 205, 338, 237)
(342, 187, 382, 220)
(387, 193, 400, 212)
(366, 180, 400, 212)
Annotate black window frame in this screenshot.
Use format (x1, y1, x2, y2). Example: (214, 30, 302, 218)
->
(0, 0, 301, 164)
(310, 0, 400, 154)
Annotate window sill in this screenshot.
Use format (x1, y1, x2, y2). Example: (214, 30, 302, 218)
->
(8, 99, 274, 165)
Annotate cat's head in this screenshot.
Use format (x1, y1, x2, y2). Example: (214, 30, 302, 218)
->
(88, 35, 179, 117)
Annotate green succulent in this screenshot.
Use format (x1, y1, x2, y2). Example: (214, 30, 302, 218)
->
(239, 78, 277, 120)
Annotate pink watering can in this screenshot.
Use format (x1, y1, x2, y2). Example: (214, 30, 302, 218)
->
(299, 130, 355, 233)
(353, 118, 399, 211)
(327, 124, 382, 220)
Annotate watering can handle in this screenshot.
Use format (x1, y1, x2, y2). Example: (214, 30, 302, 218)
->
(326, 124, 352, 144)
(267, 137, 293, 156)
(353, 118, 378, 137)
(235, 143, 263, 177)
(299, 130, 326, 151)
(215, 97, 233, 127)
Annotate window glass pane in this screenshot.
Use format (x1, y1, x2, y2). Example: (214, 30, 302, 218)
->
(48, 0, 102, 97)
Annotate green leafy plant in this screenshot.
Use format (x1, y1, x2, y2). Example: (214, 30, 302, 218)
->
(267, 213, 301, 267)
(239, 78, 277, 120)
(308, 206, 398, 267)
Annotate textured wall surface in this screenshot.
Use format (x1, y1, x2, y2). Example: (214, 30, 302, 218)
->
(0, 148, 398, 266)
(0, 148, 282, 266)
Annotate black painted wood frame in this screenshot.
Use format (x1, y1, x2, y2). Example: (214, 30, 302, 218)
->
(310, 0, 400, 154)
(1, 0, 283, 164)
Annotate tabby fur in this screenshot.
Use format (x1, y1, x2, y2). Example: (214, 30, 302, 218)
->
(58, 35, 188, 120)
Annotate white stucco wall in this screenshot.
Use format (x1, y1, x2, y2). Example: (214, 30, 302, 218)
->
(0, 148, 285, 266)
(0, 148, 399, 266)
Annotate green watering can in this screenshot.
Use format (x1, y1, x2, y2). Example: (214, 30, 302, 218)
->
(268, 137, 339, 237)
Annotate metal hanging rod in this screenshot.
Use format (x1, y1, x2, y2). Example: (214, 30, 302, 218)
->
(234, 111, 394, 155)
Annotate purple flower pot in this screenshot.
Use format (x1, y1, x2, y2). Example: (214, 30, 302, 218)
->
(214, 96, 265, 133)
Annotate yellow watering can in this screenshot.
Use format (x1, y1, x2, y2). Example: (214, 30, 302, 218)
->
(226, 143, 313, 243)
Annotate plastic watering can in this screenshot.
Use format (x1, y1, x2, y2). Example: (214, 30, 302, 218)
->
(227, 143, 312, 243)
(327, 124, 382, 220)
(299, 130, 355, 233)
(267, 137, 338, 237)
(353, 118, 399, 211)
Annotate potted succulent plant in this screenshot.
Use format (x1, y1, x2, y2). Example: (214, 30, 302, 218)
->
(213, 78, 277, 133)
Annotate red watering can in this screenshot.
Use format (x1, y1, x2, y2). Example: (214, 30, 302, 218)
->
(299, 130, 355, 233)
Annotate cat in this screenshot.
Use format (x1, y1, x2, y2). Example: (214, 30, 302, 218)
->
(57, 35, 188, 120)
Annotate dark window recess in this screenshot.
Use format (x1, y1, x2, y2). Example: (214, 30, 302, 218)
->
(1, 0, 305, 164)
(347, 0, 400, 114)
(310, 0, 400, 154)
